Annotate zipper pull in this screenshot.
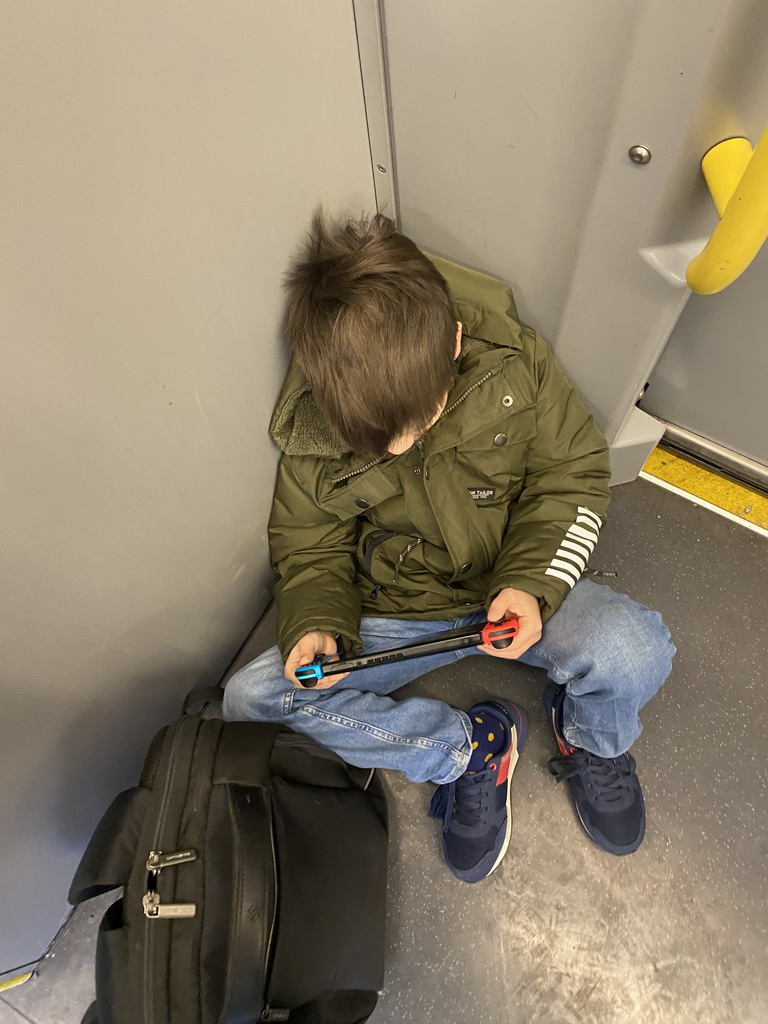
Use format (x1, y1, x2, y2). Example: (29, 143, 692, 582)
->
(146, 849, 197, 871)
(143, 848, 198, 919)
(142, 892, 197, 919)
(370, 584, 383, 600)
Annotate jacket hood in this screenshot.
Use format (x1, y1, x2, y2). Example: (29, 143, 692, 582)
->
(268, 252, 524, 458)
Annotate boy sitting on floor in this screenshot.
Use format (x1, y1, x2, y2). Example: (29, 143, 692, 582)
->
(223, 211, 675, 881)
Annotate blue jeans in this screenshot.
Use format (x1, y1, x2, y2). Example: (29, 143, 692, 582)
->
(223, 580, 675, 785)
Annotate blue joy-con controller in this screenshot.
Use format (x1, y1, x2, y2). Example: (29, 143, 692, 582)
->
(295, 660, 328, 685)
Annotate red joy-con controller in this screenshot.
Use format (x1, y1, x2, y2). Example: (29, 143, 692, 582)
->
(479, 617, 520, 649)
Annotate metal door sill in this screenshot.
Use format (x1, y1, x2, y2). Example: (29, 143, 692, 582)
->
(656, 420, 768, 495)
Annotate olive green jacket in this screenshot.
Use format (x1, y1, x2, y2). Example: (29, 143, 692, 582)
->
(268, 254, 611, 660)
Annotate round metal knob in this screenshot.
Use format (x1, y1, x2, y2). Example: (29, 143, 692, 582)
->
(628, 145, 652, 165)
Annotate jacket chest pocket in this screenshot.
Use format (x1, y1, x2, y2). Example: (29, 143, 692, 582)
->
(455, 408, 535, 499)
(321, 471, 400, 521)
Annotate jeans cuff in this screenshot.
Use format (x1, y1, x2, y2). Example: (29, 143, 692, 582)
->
(563, 724, 582, 748)
(432, 709, 472, 784)
(563, 721, 631, 759)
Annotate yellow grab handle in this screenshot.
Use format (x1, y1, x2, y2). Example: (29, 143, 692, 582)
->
(0, 972, 33, 993)
(686, 124, 768, 295)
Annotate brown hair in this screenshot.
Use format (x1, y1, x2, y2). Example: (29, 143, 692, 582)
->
(284, 209, 458, 457)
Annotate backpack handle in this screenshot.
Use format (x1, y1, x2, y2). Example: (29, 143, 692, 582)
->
(182, 685, 225, 716)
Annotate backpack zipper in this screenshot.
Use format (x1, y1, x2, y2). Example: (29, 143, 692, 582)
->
(142, 850, 197, 919)
(143, 720, 186, 1024)
(260, 794, 282, 1021)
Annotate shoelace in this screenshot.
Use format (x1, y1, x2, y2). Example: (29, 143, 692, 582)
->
(547, 751, 634, 805)
(429, 768, 493, 831)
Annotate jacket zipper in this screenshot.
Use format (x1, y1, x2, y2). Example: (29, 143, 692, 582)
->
(143, 720, 185, 1024)
(332, 370, 497, 484)
(334, 457, 383, 483)
(363, 529, 397, 577)
(363, 530, 397, 601)
(440, 370, 495, 417)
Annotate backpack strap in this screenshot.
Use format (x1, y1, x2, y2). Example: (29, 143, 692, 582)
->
(182, 686, 224, 716)
(216, 723, 283, 1024)
(219, 784, 282, 1024)
(213, 722, 282, 786)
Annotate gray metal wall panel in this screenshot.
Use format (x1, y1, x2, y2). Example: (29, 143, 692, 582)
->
(643, 243, 768, 466)
(382, 0, 638, 341)
(0, 0, 374, 973)
(642, 0, 768, 468)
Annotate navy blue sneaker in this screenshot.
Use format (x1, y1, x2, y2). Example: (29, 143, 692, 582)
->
(542, 682, 645, 855)
(428, 700, 527, 883)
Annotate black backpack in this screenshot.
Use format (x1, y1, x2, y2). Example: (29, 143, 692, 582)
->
(69, 688, 389, 1024)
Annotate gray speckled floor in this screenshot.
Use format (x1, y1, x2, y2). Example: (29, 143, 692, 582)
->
(3, 478, 766, 1024)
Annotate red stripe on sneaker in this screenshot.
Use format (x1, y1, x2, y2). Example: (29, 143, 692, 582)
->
(495, 750, 511, 786)
(551, 708, 575, 756)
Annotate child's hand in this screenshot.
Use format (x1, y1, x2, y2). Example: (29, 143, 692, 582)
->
(478, 588, 542, 661)
(284, 631, 350, 689)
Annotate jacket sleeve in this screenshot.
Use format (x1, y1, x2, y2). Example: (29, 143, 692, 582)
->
(486, 330, 612, 623)
(269, 454, 363, 662)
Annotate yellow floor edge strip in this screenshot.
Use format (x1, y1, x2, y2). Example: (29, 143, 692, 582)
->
(642, 446, 768, 530)
(0, 972, 34, 993)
